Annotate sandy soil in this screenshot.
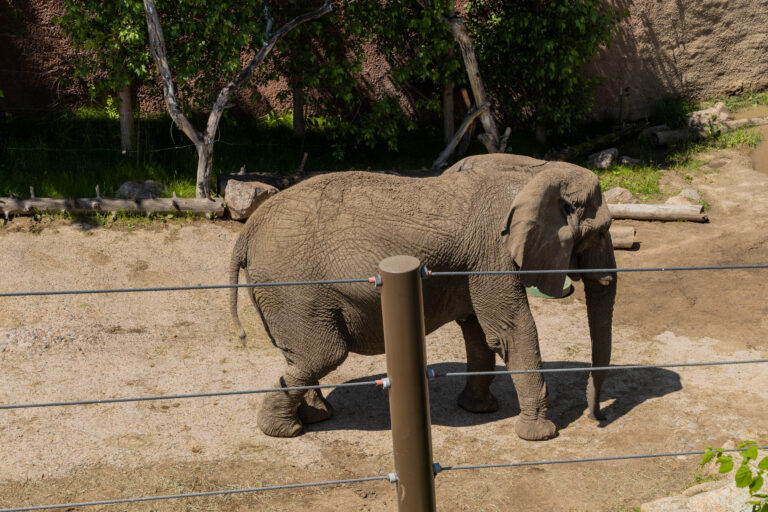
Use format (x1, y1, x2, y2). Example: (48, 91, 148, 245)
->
(1, 148, 767, 511)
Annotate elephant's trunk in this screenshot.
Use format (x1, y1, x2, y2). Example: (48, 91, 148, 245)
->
(582, 235, 617, 421)
(230, 235, 247, 343)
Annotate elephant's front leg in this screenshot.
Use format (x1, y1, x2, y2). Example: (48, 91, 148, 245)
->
(457, 315, 498, 413)
(479, 305, 557, 441)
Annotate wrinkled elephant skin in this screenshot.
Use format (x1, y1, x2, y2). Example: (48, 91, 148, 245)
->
(229, 154, 617, 440)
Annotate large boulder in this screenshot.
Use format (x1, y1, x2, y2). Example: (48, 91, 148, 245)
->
(604, 187, 639, 204)
(224, 179, 278, 221)
(117, 180, 166, 199)
(586, 148, 619, 169)
(640, 479, 752, 512)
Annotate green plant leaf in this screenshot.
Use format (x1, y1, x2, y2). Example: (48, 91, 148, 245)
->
(750, 474, 764, 494)
(759, 457, 768, 471)
(702, 449, 717, 465)
(717, 455, 734, 473)
(736, 464, 754, 487)
(743, 445, 759, 462)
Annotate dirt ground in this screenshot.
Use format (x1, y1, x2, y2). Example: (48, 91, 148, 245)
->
(1, 147, 767, 511)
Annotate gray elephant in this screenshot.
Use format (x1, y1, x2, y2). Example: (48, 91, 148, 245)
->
(229, 153, 617, 440)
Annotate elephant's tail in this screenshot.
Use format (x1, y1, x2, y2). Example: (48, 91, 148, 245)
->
(229, 235, 247, 343)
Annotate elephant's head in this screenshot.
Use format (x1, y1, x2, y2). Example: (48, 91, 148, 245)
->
(501, 162, 617, 419)
(501, 163, 615, 298)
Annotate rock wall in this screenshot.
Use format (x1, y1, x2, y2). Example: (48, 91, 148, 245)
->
(590, 0, 768, 121)
(3, 0, 768, 122)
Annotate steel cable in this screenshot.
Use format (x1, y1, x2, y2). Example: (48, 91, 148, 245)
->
(0, 278, 375, 298)
(0, 380, 384, 410)
(428, 359, 768, 379)
(438, 446, 768, 474)
(0, 475, 392, 512)
(427, 263, 768, 278)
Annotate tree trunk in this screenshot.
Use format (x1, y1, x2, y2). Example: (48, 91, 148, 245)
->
(443, 15, 501, 153)
(293, 83, 305, 139)
(443, 82, 454, 146)
(118, 84, 135, 152)
(195, 142, 214, 199)
(142, 0, 332, 198)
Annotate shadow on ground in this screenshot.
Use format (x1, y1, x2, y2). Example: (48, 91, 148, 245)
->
(312, 361, 682, 433)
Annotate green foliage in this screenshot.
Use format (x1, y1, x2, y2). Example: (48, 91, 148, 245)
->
(702, 442, 768, 512)
(594, 164, 663, 199)
(666, 127, 762, 170)
(653, 94, 695, 129)
(57, 0, 152, 99)
(0, 108, 443, 199)
(467, 0, 626, 135)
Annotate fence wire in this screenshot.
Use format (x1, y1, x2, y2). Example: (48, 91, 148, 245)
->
(427, 263, 768, 278)
(437, 446, 768, 474)
(2, 264, 768, 298)
(0, 278, 375, 298)
(0, 380, 384, 410)
(0, 475, 393, 512)
(428, 358, 768, 379)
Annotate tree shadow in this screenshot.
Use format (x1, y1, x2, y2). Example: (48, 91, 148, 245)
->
(311, 361, 682, 434)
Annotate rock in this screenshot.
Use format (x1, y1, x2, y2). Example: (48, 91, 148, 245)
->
(604, 187, 639, 204)
(640, 124, 670, 139)
(666, 195, 697, 205)
(117, 180, 166, 200)
(224, 179, 278, 221)
(586, 148, 619, 169)
(620, 156, 642, 166)
(688, 101, 731, 128)
(640, 479, 752, 511)
(680, 189, 702, 203)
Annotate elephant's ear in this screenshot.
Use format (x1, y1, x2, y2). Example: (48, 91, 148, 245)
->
(501, 180, 576, 298)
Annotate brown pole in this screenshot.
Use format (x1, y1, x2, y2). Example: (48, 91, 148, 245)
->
(379, 255, 436, 512)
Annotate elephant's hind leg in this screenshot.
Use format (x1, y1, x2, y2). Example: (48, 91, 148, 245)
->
(456, 315, 499, 413)
(257, 323, 348, 438)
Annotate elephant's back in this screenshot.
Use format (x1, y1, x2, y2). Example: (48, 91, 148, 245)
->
(245, 171, 472, 281)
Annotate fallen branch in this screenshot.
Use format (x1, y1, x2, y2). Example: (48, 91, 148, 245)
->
(432, 102, 489, 171)
(608, 204, 708, 222)
(0, 196, 225, 218)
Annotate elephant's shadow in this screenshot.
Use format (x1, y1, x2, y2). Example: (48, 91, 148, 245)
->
(311, 361, 682, 433)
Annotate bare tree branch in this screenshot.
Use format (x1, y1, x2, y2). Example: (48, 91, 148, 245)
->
(204, 0, 333, 140)
(142, 0, 202, 147)
(432, 102, 488, 171)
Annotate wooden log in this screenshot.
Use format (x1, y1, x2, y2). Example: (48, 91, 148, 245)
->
(431, 102, 489, 171)
(608, 203, 708, 222)
(0, 197, 225, 217)
(609, 225, 636, 249)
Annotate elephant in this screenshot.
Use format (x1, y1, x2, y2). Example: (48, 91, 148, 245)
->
(229, 153, 617, 440)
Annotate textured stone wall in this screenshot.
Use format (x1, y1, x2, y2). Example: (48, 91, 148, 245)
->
(3, 0, 768, 122)
(590, 0, 768, 121)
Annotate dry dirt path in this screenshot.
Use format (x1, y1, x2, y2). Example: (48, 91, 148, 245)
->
(1, 150, 767, 511)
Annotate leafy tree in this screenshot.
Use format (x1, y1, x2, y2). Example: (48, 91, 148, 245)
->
(467, 0, 626, 139)
(58, 0, 152, 151)
(141, 0, 332, 197)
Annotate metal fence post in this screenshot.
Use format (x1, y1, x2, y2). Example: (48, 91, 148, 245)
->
(379, 255, 436, 512)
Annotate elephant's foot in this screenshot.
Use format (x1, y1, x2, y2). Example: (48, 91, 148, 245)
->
(298, 389, 334, 424)
(257, 385, 304, 438)
(257, 406, 303, 437)
(515, 416, 557, 441)
(586, 375, 606, 421)
(457, 385, 499, 413)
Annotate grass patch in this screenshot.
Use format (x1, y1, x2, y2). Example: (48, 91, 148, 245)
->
(0, 107, 446, 199)
(594, 164, 663, 199)
(667, 127, 762, 170)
